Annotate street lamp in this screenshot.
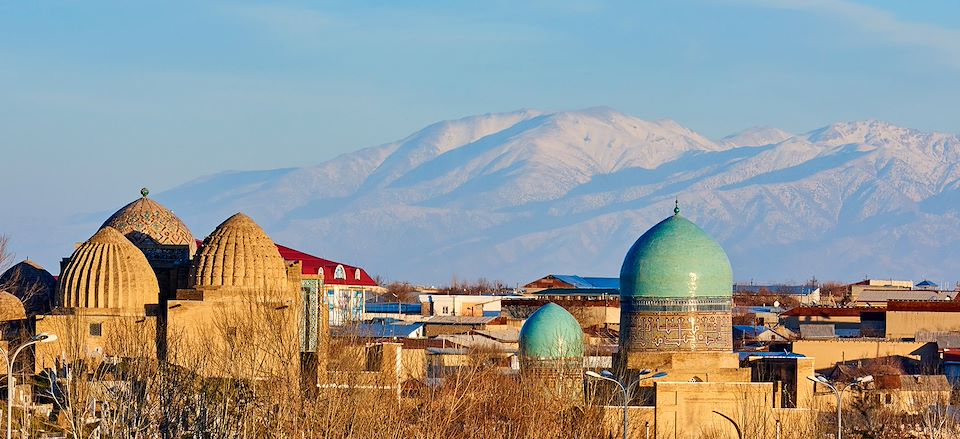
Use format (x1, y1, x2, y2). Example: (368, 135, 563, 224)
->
(640, 371, 668, 381)
(391, 293, 400, 320)
(806, 374, 873, 439)
(1, 332, 57, 439)
(585, 370, 668, 439)
(586, 370, 628, 439)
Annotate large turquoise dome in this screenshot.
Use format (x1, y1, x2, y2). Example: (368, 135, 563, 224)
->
(620, 210, 732, 299)
(519, 303, 584, 360)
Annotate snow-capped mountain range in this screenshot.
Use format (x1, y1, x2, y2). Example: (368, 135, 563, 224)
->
(154, 107, 960, 285)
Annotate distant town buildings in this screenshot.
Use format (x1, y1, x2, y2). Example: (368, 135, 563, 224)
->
(4, 190, 960, 437)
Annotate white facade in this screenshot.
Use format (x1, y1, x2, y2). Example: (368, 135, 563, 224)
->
(417, 294, 507, 317)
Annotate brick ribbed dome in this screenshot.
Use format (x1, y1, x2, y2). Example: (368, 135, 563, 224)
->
(100, 191, 197, 256)
(59, 227, 160, 310)
(0, 259, 56, 316)
(190, 213, 287, 292)
(0, 291, 26, 322)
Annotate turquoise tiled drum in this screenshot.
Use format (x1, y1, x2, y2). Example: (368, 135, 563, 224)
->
(619, 204, 733, 352)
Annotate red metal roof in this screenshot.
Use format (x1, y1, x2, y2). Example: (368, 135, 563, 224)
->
(194, 239, 378, 287)
(887, 300, 960, 312)
(275, 244, 378, 287)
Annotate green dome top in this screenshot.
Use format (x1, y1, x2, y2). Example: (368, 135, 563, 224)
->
(620, 212, 732, 299)
(519, 303, 584, 359)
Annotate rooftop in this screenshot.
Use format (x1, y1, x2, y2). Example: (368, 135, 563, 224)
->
(887, 300, 960, 312)
(524, 274, 619, 290)
(782, 306, 875, 317)
(733, 284, 818, 296)
(426, 315, 497, 325)
(276, 244, 378, 287)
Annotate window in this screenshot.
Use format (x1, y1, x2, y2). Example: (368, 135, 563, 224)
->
(884, 393, 893, 404)
(355, 269, 361, 280)
(334, 265, 346, 280)
(89, 323, 102, 337)
(442, 306, 449, 315)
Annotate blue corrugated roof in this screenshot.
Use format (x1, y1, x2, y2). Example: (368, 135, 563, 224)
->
(916, 280, 939, 288)
(733, 284, 817, 296)
(551, 275, 594, 288)
(551, 275, 619, 290)
(581, 277, 620, 289)
(741, 306, 785, 313)
(733, 325, 768, 337)
(348, 322, 424, 338)
(364, 302, 421, 314)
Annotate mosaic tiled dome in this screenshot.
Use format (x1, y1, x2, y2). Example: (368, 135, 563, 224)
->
(519, 303, 584, 360)
(620, 205, 732, 299)
(0, 291, 26, 322)
(190, 213, 288, 292)
(59, 227, 160, 310)
(101, 188, 197, 256)
(0, 259, 56, 315)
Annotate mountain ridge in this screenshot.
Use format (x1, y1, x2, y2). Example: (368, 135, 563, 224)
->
(143, 108, 960, 285)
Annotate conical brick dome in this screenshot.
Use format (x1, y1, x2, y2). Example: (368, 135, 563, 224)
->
(190, 213, 287, 292)
(59, 227, 160, 311)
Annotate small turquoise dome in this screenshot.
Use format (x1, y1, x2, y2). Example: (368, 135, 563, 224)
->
(519, 303, 584, 359)
(620, 210, 732, 299)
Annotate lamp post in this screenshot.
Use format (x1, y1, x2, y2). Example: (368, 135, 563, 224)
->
(391, 293, 400, 320)
(586, 370, 628, 439)
(7, 333, 57, 439)
(585, 370, 668, 439)
(806, 374, 873, 439)
(1, 333, 57, 439)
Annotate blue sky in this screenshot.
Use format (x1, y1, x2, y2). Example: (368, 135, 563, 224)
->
(2, 0, 960, 261)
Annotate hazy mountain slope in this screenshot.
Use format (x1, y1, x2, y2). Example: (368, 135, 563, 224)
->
(719, 126, 794, 148)
(156, 109, 960, 285)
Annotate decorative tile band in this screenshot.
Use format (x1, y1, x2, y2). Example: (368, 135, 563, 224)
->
(623, 296, 732, 313)
(521, 357, 584, 371)
(620, 297, 733, 352)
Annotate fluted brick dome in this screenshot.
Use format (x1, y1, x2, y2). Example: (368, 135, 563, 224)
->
(190, 213, 287, 292)
(59, 227, 160, 310)
(101, 189, 197, 256)
(0, 291, 26, 322)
